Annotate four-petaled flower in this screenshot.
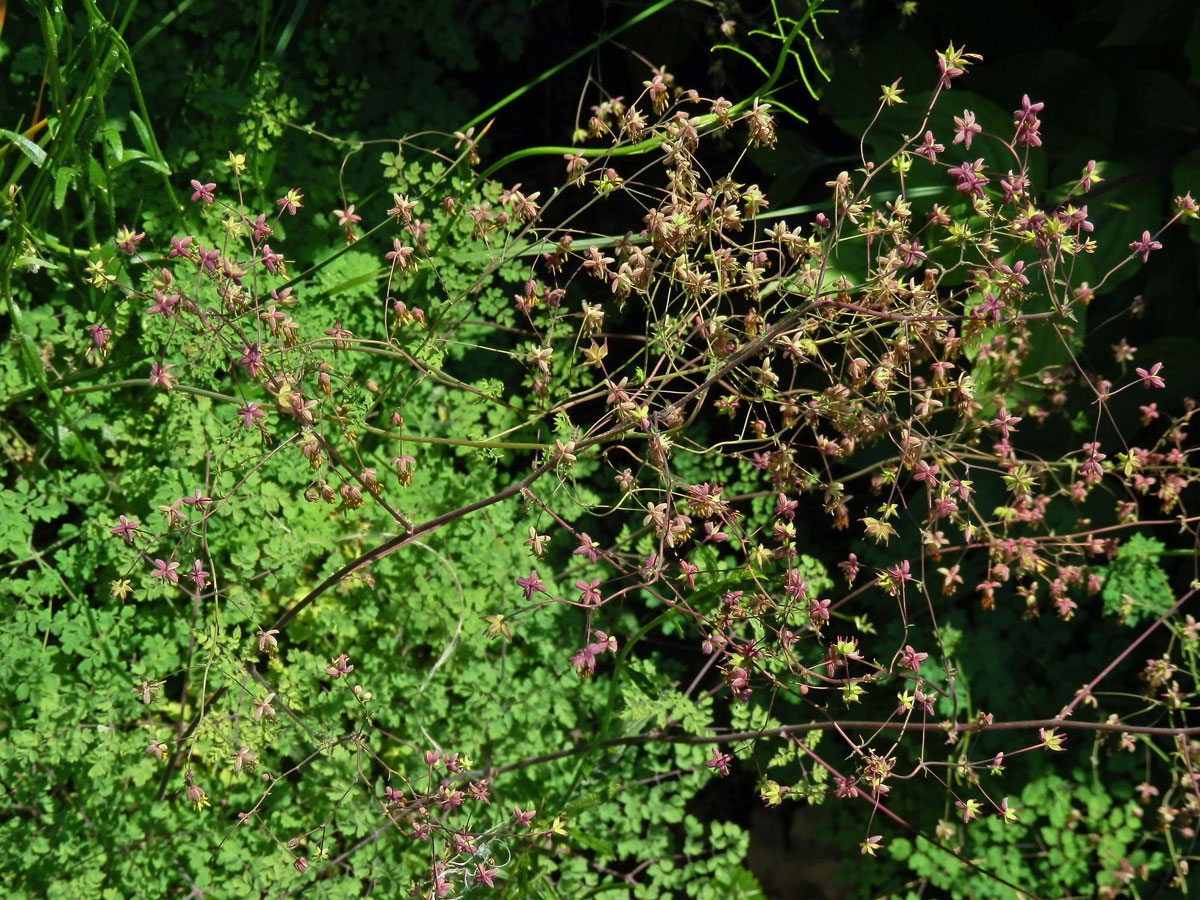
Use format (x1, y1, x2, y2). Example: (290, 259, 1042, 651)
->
(952, 110, 981, 149)
(898, 645, 928, 674)
(189, 180, 216, 205)
(472, 863, 499, 888)
(575, 578, 602, 606)
(231, 746, 257, 774)
(150, 558, 181, 583)
(914, 131, 944, 163)
(388, 193, 417, 222)
(253, 692, 277, 721)
(186, 782, 209, 810)
(147, 290, 180, 318)
(515, 570, 547, 601)
(183, 489, 213, 510)
(947, 158, 987, 199)
(524, 526, 550, 558)
(150, 362, 177, 391)
(809, 598, 831, 625)
(573, 533, 600, 563)
(237, 403, 266, 428)
(333, 204, 361, 226)
(196, 246, 220, 273)
(88, 323, 113, 351)
(188, 559, 210, 590)
(513, 806, 535, 827)
(1135, 362, 1165, 389)
(133, 679, 161, 704)
(1129, 230, 1162, 263)
(111, 515, 139, 545)
(250, 214, 272, 242)
(568, 630, 617, 677)
(705, 747, 733, 776)
(325, 653, 354, 678)
(168, 235, 193, 258)
(1012, 94, 1043, 147)
(257, 629, 280, 653)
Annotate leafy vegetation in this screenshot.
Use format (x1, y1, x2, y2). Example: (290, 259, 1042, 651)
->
(2, 2, 1198, 899)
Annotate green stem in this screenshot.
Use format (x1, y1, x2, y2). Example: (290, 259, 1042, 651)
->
(458, 0, 680, 135)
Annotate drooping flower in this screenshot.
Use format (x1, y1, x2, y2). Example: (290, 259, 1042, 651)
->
(110, 515, 139, 545)
(149, 362, 177, 391)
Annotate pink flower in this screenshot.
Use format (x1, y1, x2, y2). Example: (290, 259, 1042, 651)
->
(568, 630, 617, 677)
(1135, 362, 1165, 389)
(195, 246, 220, 272)
(253, 692, 276, 721)
(914, 131, 944, 163)
(168, 235, 193, 258)
(898, 645, 928, 674)
(947, 158, 987, 199)
(189, 180, 216, 205)
(260, 245, 284, 274)
(188, 560, 210, 590)
(237, 403, 266, 428)
(385, 239, 416, 271)
(250, 214, 272, 242)
(952, 110, 981, 150)
(110, 515, 139, 545)
(706, 747, 733, 776)
(515, 570, 546, 601)
(472, 863, 499, 887)
(1129, 230, 1162, 263)
(256, 629, 279, 652)
(513, 806, 535, 827)
(149, 362, 177, 391)
(1081, 160, 1103, 191)
(150, 558, 181, 583)
(182, 490, 213, 509)
(146, 290, 180, 318)
(88, 323, 112, 350)
(575, 578, 602, 606)
(333, 204, 361, 226)
(573, 533, 601, 563)
(1012, 94, 1043, 147)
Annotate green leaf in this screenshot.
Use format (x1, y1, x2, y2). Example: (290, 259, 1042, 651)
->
(136, 156, 171, 175)
(0, 129, 47, 167)
(128, 109, 153, 154)
(102, 126, 124, 163)
(53, 165, 78, 209)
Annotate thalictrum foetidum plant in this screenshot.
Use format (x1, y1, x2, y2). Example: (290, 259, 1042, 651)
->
(4, 9, 1199, 896)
